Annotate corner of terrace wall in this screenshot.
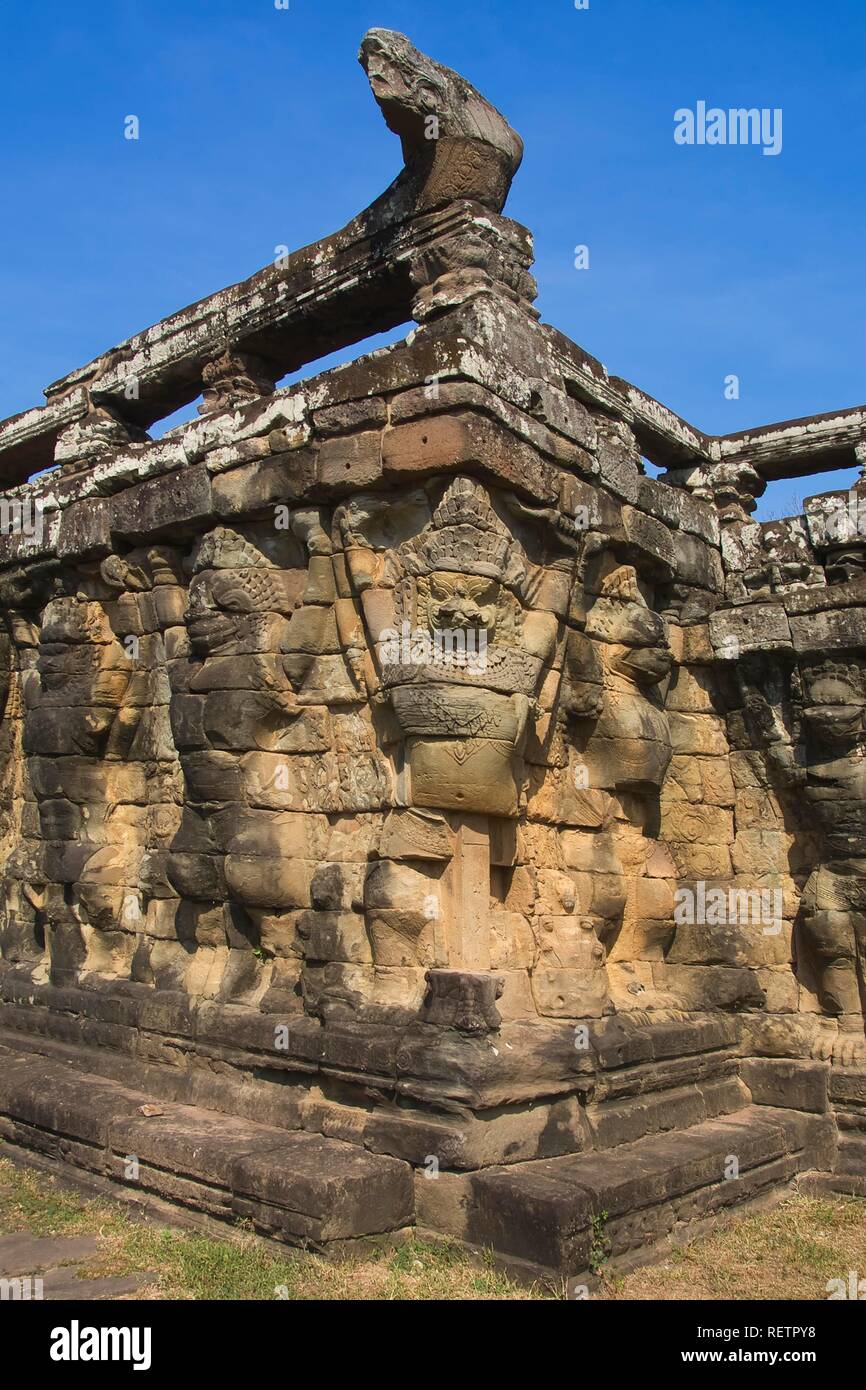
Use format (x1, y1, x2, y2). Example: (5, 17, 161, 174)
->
(0, 27, 863, 1278)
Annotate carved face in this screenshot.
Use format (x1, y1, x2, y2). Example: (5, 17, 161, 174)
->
(36, 642, 126, 705)
(585, 569, 672, 688)
(360, 32, 445, 128)
(611, 642, 672, 686)
(37, 643, 83, 694)
(424, 572, 500, 638)
(186, 570, 287, 657)
(802, 674, 866, 746)
(186, 574, 246, 656)
(606, 608, 672, 686)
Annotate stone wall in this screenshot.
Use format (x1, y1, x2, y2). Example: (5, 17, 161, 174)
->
(0, 28, 864, 1274)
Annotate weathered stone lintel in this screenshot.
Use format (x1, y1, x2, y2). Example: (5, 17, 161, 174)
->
(0, 331, 726, 572)
(0, 203, 536, 486)
(3, 234, 861, 499)
(719, 404, 866, 482)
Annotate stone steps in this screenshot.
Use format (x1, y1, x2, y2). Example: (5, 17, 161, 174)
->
(0, 1010, 748, 1169)
(0, 1042, 413, 1248)
(0, 1032, 842, 1272)
(420, 1104, 834, 1280)
(805, 1132, 866, 1197)
(585, 1074, 749, 1150)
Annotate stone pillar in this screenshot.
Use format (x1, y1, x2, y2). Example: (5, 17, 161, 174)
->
(199, 347, 278, 415)
(451, 815, 491, 971)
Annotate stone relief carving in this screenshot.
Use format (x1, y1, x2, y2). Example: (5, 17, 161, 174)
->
(3, 24, 866, 1273)
(0, 31, 865, 1117)
(795, 660, 866, 1063)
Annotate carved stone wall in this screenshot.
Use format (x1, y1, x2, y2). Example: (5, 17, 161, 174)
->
(0, 28, 863, 1277)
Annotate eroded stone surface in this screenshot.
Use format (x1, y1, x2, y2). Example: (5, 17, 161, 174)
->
(0, 27, 865, 1273)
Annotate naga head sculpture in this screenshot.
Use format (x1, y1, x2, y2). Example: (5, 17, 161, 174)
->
(358, 28, 523, 211)
(584, 566, 672, 688)
(185, 528, 300, 660)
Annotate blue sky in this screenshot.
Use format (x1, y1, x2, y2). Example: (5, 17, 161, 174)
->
(1, 0, 864, 518)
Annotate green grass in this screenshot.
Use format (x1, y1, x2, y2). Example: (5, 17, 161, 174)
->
(603, 1193, 866, 1301)
(2, 1157, 864, 1300)
(0, 1158, 541, 1300)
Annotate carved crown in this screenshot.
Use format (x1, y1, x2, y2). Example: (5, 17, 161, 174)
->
(412, 477, 512, 578)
